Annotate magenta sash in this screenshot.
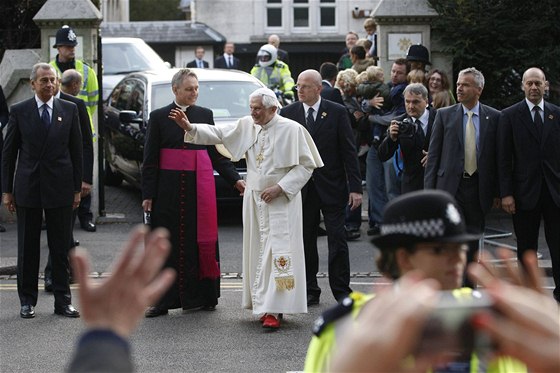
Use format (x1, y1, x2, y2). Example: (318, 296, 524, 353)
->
(160, 148, 220, 279)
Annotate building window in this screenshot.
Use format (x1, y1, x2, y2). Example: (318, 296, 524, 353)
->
(266, 0, 337, 31)
(293, 0, 309, 28)
(267, 0, 282, 27)
(320, 0, 336, 27)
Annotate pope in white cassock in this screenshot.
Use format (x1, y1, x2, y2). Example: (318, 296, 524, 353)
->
(169, 87, 323, 329)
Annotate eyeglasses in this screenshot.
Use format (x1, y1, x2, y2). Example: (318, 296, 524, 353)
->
(294, 84, 316, 91)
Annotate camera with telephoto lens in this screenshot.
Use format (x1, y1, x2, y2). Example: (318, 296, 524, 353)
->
(415, 290, 495, 357)
(395, 117, 415, 138)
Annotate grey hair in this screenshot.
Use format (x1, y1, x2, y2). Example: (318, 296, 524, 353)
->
(403, 83, 429, 100)
(403, 83, 428, 100)
(30, 63, 56, 81)
(249, 89, 280, 109)
(458, 67, 485, 88)
(61, 69, 82, 86)
(171, 68, 198, 88)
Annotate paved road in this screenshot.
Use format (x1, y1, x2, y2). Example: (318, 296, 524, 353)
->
(0, 183, 555, 372)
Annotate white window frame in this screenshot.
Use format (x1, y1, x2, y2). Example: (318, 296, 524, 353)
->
(264, 0, 338, 34)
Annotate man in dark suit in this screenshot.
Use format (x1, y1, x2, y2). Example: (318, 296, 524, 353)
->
(498, 67, 560, 302)
(378, 83, 435, 194)
(186, 46, 210, 68)
(319, 62, 344, 106)
(0, 85, 9, 233)
(214, 42, 240, 69)
(425, 67, 500, 284)
(280, 69, 362, 305)
(268, 34, 289, 65)
(2, 62, 82, 318)
(44, 70, 94, 292)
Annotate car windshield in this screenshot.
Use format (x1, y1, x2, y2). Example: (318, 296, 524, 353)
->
(103, 42, 167, 75)
(151, 81, 262, 119)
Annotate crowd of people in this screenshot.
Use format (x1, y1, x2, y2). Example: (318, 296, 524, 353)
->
(1, 20, 559, 372)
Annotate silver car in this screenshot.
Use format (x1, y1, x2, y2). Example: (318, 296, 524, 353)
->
(103, 68, 265, 201)
(101, 37, 170, 100)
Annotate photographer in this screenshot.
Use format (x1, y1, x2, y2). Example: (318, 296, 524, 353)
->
(303, 190, 526, 373)
(378, 83, 436, 193)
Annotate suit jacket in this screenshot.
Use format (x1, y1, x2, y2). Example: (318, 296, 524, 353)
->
(498, 100, 560, 210)
(378, 107, 436, 193)
(186, 59, 209, 68)
(280, 99, 361, 206)
(2, 96, 82, 208)
(424, 102, 500, 214)
(277, 48, 289, 65)
(214, 55, 240, 69)
(68, 330, 132, 372)
(320, 82, 344, 106)
(59, 92, 94, 184)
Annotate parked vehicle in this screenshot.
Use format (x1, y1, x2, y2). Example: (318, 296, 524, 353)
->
(103, 68, 266, 201)
(101, 37, 170, 100)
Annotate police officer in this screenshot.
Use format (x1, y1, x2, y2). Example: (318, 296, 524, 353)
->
(304, 190, 527, 373)
(50, 25, 97, 233)
(250, 44, 294, 103)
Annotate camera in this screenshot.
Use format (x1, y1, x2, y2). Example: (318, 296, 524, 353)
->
(415, 290, 495, 356)
(395, 117, 415, 138)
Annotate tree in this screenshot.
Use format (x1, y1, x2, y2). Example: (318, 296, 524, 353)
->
(130, 0, 184, 21)
(428, 0, 560, 108)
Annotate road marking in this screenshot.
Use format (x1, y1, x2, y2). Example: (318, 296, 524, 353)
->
(0, 282, 244, 291)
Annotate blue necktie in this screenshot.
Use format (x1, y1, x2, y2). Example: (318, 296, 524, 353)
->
(41, 104, 51, 129)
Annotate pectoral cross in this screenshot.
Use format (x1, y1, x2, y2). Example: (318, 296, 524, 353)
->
(256, 152, 264, 167)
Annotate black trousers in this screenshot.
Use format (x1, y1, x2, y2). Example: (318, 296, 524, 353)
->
(44, 206, 80, 280)
(16, 205, 73, 307)
(302, 181, 352, 301)
(455, 174, 485, 287)
(513, 183, 560, 299)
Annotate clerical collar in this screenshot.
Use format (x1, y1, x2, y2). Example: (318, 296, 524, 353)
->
(175, 101, 190, 111)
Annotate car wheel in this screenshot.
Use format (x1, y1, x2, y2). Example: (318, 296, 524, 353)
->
(104, 160, 123, 186)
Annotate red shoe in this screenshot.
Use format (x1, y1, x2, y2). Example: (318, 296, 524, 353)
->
(259, 313, 267, 323)
(262, 314, 280, 329)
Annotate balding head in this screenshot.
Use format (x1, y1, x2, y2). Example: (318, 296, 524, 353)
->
(268, 34, 280, 48)
(522, 67, 546, 105)
(296, 69, 322, 106)
(61, 69, 82, 96)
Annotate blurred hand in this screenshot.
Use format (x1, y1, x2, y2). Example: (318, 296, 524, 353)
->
(235, 179, 246, 196)
(369, 93, 384, 110)
(389, 121, 399, 141)
(71, 226, 175, 338)
(2, 193, 15, 213)
(468, 250, 560, 373)
(348, 192, 362, 211)
(421, 150, 428, 167)
(142, 199, 152, 212)
(73, 192, 81, 210)
(501, 195, 515, 214)
(331, 272, 443, 373)
(81, 182, 92, 197)
(168, 108, 192, 131)
(261, 184, 283, 203)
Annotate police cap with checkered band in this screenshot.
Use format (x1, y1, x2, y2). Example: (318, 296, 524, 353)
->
(53, 25, 78, 48)
(371, 190, 480, 249)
